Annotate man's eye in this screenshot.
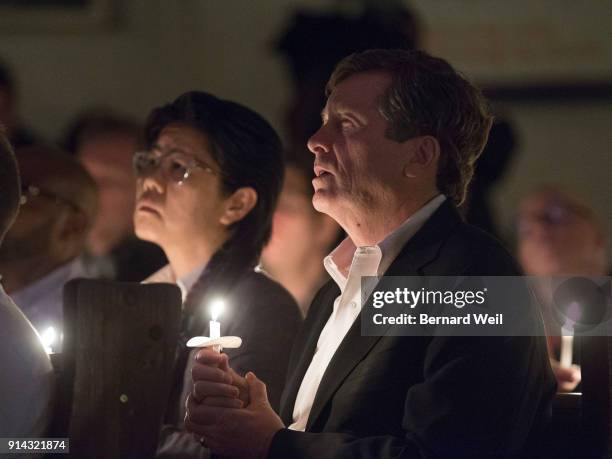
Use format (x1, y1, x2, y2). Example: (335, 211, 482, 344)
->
(340, 119, 355, 130)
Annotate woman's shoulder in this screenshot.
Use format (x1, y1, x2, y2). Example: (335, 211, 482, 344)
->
(233, 268, 301, 316)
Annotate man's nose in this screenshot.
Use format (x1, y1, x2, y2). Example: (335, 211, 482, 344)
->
(307, 125, 330, 156)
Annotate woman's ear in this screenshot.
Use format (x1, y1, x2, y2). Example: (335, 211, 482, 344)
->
(219, 187, 258, 226)
(403, 135, 440, 178)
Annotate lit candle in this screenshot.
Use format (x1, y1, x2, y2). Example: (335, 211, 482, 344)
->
(209, 299, 225, 353)
(560, 331, 573, 368)
(40, 326, 57, 355)
(560, 303, 579, 368)
(187, 299, 242, 351)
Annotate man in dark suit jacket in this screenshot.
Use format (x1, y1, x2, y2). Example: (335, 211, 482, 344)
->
(184, 49, 555, 458)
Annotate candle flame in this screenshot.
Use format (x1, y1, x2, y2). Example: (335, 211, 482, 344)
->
(41, 326, 57, 354)
(210, 299, 225, 321)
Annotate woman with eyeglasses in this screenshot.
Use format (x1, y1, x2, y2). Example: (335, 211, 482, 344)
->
(134, 91, 302, 458)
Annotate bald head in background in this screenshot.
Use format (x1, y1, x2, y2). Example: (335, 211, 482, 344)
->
(19, 145, 97, 219)
(0, 145, 98, 294)
(64, 111, 141, 256)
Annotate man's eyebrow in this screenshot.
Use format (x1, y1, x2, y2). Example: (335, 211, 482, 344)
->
(321, 104, 353, 118)
(335, 105, 366, 125)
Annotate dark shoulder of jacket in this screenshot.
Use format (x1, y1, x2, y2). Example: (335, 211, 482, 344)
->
(435, 220, 523, 277)
(231, 269, 302, 323)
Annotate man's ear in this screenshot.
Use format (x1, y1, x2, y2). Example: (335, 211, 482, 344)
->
(403, 135, 440, 178)
(220, 187, 258, 226)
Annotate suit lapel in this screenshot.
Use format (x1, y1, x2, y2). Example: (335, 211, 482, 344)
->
(304, 200, 463, 430)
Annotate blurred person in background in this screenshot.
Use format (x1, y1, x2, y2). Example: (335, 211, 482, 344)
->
(261, 155, 341, 315)
(135, 91, 301, 458)
(276, 2, 419, 155)
(0, 58, 40, 148)
(64, 110, 166, 281)
(517, 185, 608, 391)
(463, 118, 517, 240)
(0, 131, 54, 440)
(0, 145, 98, 352)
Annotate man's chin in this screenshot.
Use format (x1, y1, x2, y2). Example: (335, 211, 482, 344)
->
(312, 191, 332, 214)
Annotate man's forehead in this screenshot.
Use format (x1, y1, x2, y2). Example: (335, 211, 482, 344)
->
(522, 191, 576, 211)
(325, 71, 392, 114)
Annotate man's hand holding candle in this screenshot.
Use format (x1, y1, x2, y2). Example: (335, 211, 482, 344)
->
(186, 348, 285, 458)
(549, 358, 581, 392)
(191, 349, 249, 406)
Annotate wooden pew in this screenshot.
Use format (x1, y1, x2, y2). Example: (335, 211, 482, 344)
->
(49, 279, 182, 459)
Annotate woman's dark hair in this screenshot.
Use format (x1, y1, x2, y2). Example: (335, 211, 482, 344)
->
(144, 91, 284, 322)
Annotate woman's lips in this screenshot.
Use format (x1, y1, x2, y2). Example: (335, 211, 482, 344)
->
(136, 203, 161, 216)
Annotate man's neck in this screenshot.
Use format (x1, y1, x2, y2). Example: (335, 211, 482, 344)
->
(340, 192, 439, 247)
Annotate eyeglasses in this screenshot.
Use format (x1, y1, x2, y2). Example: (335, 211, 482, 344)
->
(133, 150, 217, 185)
(20, 184, 79, 211)
(516, 202, 591, 236)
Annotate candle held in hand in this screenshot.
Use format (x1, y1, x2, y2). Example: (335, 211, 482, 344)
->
(560, 317, 575, 368)
(209, 299, 225, 352)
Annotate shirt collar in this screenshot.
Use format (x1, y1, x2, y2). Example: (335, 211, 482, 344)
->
(324, 194, 446, 292)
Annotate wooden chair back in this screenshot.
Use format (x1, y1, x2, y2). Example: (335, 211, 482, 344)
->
(49, 279, 182, 459)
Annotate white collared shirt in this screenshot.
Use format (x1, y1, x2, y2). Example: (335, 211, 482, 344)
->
(289, 194, 446, 431)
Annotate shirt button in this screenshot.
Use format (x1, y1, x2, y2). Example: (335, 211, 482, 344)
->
(350, 301, 357, 308)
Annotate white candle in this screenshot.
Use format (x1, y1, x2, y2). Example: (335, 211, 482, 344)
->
(560, 335, 573, 368)
(209, 299, 225, 353)
(560, 315, 575, 368)
(210, 320, 220, 340)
